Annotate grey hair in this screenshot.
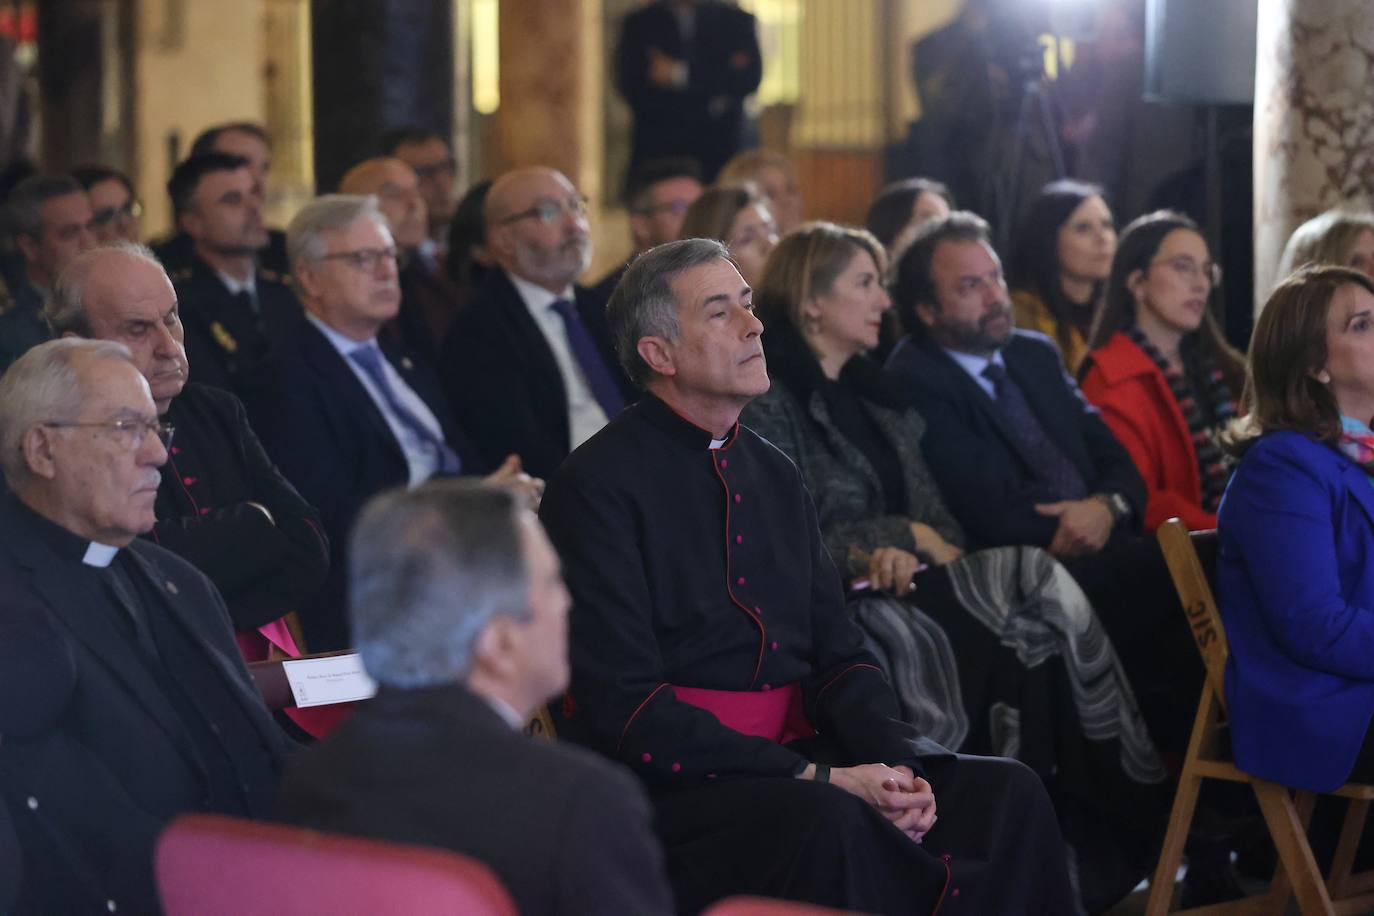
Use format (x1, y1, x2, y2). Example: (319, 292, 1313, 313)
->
(606, 237, 731, 385)
(3, 173, 83, 241)
(348, 480, 531, 688)
(0, 338, 135, 487)
(287, 194, 386, 269)
(46, 241, 167, 337)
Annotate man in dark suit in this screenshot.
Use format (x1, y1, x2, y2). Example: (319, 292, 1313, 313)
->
(885, 211, 1201, 757)
(441, 167, 636, 479)
(0, 173, 95, 373)
(275, 480, 674, 916)
(48, 243, 337, 731)
(0, 338, 293, 914)
(163, 153, 303, 400)
(154, 121, 290, 276)
(589, 156, 702, 304)
(616, 0, 763, 182)
(340, 156, 463, 367)
(246, 194, 536, 651)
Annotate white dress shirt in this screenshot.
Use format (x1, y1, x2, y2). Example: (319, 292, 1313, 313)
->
(942, 347, 1006, 400)
(508, 273, 611, 449)
(308, 314, 447, 487)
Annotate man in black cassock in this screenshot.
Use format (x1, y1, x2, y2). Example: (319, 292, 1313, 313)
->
(539, 238, 1075, 915)
(0, 339, 293, 913)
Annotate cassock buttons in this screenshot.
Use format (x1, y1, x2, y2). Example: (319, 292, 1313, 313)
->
(671, 763, 681, 773)
(641, 752, 652, 763)
(736, 577, 745, 586)
(720, 459, 728, 468)
(761, 684, 771, 691)
(25, 796, 37, 810)
(182, 476, 196, 486)
(771, 641, 779, 651)
(734, 493, 742, 503)
(169, 446, 179, 455)
(166, 581, 179, 595)
(735, 534, 743, 544)
(755, 605, 763, 616)
(200, 508, 211, 516)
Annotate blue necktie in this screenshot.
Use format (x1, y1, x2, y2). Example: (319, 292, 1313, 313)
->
(350, 343, 461, 475)
(981, 362, 1087, 501)
(549, 299, 626, 420)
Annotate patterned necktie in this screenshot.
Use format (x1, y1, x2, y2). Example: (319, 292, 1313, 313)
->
(349, 343, 461, 474)
(549, 298, 626, 419)
(981, 362, 1088, 501)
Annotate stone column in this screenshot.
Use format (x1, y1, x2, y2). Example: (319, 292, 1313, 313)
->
(1254, 0, 1374, 314)
(496, 0, 602, 202)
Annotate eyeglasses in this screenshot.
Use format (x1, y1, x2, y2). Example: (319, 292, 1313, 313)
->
(318, 247, 398, 271)
(412, 158, 456, 182)
(44, 418, 175, 450)
(91, 200, 144, 227)
(1152, 256, 1222, 286)
(499, 195, 589, 226)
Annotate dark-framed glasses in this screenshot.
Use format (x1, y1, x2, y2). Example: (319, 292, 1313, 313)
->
(91, 199, 144, 227)
(1153, 256, 1223, 286)
(318, 247, 399, 271)
(499, 195, 589, 226)
(44, 418, 175, 450)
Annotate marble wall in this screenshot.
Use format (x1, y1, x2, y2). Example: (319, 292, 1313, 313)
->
(1254, 0, 1374, 312)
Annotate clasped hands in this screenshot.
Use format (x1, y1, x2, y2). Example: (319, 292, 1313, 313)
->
(1035, 497, 1114, 558)
(484, 454, 545, 511)
(800, 762, 937, 844)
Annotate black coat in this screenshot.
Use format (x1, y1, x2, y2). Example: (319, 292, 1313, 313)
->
(244, 317, 486, 651)
(885, 330, 1146, 550)
(615, 0, 762, 180)
(0, 496, 292, 914)
(275, 683, 675, 916)
(172, 255, 303, 400)
(539, 394, 949, 788)
(440, 270, 634, 480)
(150, 383, 329, 632)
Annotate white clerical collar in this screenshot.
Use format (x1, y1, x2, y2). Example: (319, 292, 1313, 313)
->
(708, 438, 727, 450)
(82, 542, 119, 568)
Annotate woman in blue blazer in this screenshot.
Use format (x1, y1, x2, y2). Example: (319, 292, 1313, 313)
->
(1219, 264, 1374, 792)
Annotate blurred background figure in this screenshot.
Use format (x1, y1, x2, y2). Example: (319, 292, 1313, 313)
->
(615, 0, 762, 184)
(1277, 208, 1374, 281)
(678, 182, 777, 288)
(72, 165, 142, 244)
(1010, 179, 1118, 372)
(719, 148, 802, 236)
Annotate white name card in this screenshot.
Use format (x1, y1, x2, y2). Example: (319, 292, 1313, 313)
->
(282, 654, 378, 708)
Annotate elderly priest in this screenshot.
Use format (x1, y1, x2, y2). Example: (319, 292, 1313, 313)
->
(0, 339, 293, 914)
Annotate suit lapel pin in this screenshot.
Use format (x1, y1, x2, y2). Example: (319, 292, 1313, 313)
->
(400, 356, 414, 371)
(165, 580, 179, 595)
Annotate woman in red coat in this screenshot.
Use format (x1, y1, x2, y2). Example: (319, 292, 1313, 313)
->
(1079, 211, 1245, 531)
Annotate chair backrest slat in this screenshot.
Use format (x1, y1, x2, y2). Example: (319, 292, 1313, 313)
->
(1157, 519, 1229, 706)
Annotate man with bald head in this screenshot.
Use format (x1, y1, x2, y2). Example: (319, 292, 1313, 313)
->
(47, 244, 330, 717)
(0, 339, 292, 913)
(340, 157, 462, 364)
(441, 166, 635, 478)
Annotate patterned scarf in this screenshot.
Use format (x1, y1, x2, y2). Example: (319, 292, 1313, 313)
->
(1339, 416, 1374, 482)
(1127, 327, 1238, 512)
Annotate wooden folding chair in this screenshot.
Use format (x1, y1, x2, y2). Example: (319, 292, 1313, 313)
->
(1146, 519, 1374, 915)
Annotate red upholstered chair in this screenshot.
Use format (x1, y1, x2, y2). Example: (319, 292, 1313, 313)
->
(704, 896, 860, 915)
(155, 813, 517, 916)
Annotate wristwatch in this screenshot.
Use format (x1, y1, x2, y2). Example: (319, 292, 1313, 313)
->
(1095, 491, 1132, 524)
